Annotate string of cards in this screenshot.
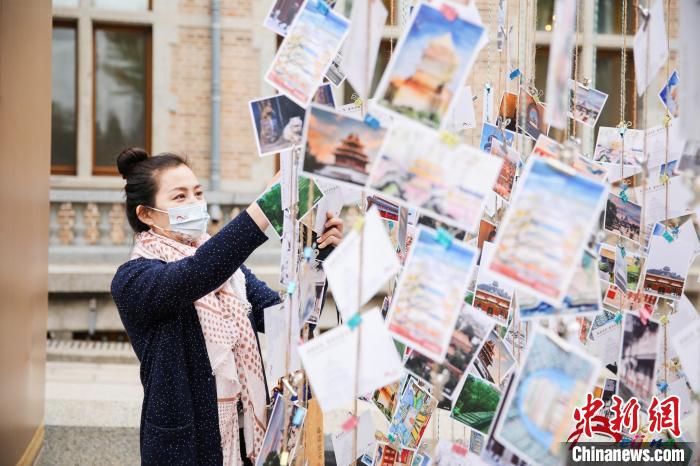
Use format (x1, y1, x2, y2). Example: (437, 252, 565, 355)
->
(251, 1, 700, 465)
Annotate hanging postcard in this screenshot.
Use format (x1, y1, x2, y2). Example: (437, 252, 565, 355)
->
(331, 411, 376, 466)
(249, 94, 306, 157)
(445, 85, 477, 133)
(489, 139, 520, 202)
(543, 0, 577, 129)
(264, 0, 304, 36)
(322, 207, 401, 320)
(603, 193, 642, 243)
(473, 329, 516, 385)
(373, 0, 486, 130)
(386, 227, 478, 362)
(341, 0, 388, 98)
(451, 374, 503, 435)
(301, 103, 388, 189)
(265, 0, 350, 107)
(642, 232, 694, 301)
(480, 121, 515, 153)
(256, 175, 324, 237)
(256, 395, 307, 466)
(498, 92, 519, 132)
(633, 0, 668, 95)
(484, 156, 608, 305)
(568, 79, 608, 127)
(367, 122, 503, 233)
(403, 305, 494, 400)
(658, 69, 680, 118)
(387, 379, 438, 449)
(618, 313, 661, 411)
(517, 87, 548, 140)
(473, 242, 514, 326)
(297, 308, 404, 413)
(493, 328, 599, 466)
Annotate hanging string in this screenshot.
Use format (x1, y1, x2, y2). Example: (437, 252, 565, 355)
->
(619, 0, 628, 187)
(631, 0, 639, 128)
(640, 0, 651, 244)
(571, 0, 582, 140)
(663, 0, 671, 231)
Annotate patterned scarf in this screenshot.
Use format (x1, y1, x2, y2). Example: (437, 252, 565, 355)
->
(131, 229, 267, 465)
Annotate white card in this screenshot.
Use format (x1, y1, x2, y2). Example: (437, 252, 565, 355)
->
(633, 0, 668, 95)
(446, 85, 477, 132)
(331, 411, 376, 466)
(323, 207, 401, 320)
(263, 303, 301, 383)
(297, 307, 405, 413)
(671, 317, 700, 393)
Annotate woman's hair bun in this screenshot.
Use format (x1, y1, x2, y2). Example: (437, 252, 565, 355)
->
(117, 147, 150, 180)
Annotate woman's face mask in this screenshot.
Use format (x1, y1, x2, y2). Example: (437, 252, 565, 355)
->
(148, 202, 210, 242)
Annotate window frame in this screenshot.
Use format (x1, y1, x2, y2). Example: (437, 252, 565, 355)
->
(91, 22, 152, 176)
(51, 19, 79, 175)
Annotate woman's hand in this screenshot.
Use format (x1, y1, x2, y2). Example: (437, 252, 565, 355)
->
(317, 211, 344, 249)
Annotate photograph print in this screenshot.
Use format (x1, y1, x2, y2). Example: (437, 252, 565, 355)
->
(658, 69, 679, 118)
(374, 1, 486, 129)
(473, 329, 516, 385)
(249, 94, 306, 156)
(302, 103, 387, 189)
(517, 87, 548, 140)
(603, 193, 642, 243)
(450, 374, 502, 435)
(568, 79, 608, 127)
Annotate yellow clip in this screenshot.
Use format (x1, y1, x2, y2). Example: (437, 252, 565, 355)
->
(659, 315, 669, 326)
(439, 131, 460, 148)
(353, 217, 365, 232)
(354, 98, 363, 107)
(659, 173, 670, 185)
(279, 451, 289, 466)
(663, 113, 672, 127)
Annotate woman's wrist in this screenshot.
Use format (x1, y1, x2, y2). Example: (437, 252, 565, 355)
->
(246, 202, 270, 233)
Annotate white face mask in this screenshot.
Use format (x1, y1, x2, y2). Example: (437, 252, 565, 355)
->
(148, 201, 210, 241)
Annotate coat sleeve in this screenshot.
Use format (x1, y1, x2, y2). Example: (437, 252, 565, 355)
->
(111, 210, 268, 327)
(242, 265, 282, 333)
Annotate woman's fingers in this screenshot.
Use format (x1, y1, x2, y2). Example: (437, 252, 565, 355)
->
(318, 234, 341, 249)
(323, 215, 344, 231)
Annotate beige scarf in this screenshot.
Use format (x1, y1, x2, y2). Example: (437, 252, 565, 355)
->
(131, 229, 267, 465)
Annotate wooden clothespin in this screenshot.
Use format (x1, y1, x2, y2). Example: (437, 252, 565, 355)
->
(637, 5, 651, 31)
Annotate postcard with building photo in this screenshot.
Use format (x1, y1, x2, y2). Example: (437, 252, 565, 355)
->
(485, 157, 608, 306)
(404, 305, 494, 400)
(473, 329, 516, 386)
(498, 92, 518, 132)
(642, 233, 694, 301)
(618, 312, 661, 412)
(517, 249, 602, 320)
(473, 242, 514, 326)
(312, 83, 335, 108)
(263, 0, 304, 36)
(265, 0, 350, 107)
(479, 121, 516, 153)
(249, 94, 306, 156)
(597, 243, 645, 293)
(373, 0, 486, 130)
(593, 126, 644, 166)
(386, 227, 478, 362)
(301, 103, 388, 190)
(493, 328, 599, 466)
(604, 193, 642, 243)
(489, 139, 520, 202)
(450, 373, 502, 435)
(517, 87, 548, 140)
(367, 122, 503, 233)
(568, 79, 609, 128)
(659, 70, 680, 117)
(602, 283, 658, 316)
(256, 395, 307, 466)
(388, 379, 437, 449)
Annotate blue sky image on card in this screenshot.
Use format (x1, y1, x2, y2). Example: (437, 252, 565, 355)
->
(302, 0, 349, 38)
(525, 158, 606, 210)
(415, 228, 476, 272)
(391, 3, 484, 94)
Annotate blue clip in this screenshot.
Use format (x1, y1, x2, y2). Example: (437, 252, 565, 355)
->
(303, 246, 314, 260)
(347, 313, 362, 330)
(509, 68, 521, 80)
(662, 230, 674, 243)
(582, 253, 592, 268)
(671, 226, 679, 237)
(291, 407, 305, 426)
(363, 114, 380, 130)
(436, 227, 453, 249)
(619, 246, 626, 258)
(316, 0, 330, 16)
(657, 380, 669, 393)
(286, 281, 297, 294)
(614, 312, 623, 324)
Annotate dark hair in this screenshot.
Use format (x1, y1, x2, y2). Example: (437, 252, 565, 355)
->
(117, 147, 189, 233)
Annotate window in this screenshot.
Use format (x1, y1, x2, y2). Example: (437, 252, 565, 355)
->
(594, 49, 637, 132)
(92, 0, 150, 11)
(596, 0, 636, 34)
(51, 21, 78, 175)
(93, 25, 151, 175)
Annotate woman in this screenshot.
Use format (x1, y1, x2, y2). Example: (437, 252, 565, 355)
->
(110, 148, 343, 465)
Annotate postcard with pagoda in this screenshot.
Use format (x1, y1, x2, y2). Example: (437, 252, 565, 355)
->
(372, 0, 486, 130)
(301, 103, 388, 190)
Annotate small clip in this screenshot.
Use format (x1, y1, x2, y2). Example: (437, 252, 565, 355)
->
(341, 415, 358, 432)
(472, 94, 479, 102)
(388, 434, 396, 444)
(363, 114, 380, 130)
(292, 408, 305, 426)
(354, 98, 363, 107)
(619, 245, 626, 258)
(657, 380, 669, 393)
(279, 451, 290, 466)
(659, 315, 669, 326)
(303, 246, 314, 260)
(614, 312, 623, 324)
(440, 4, 457, 21)
(316, 0, 330, 16)
(439, 131, 460, 148)
(436, 227, 453, 249)
(663, 113, 672, 127)
(286, 281, 297, 294)
(616, 120, 631, 137)
(619, 184, 629, 203)
(452, 443, 468, 456)
(582, 77, 591, 88)
(637, 5, 651, 31)
(659, 173, 670, 185)
(353, 216, 364, 232)
(485, 82, 492, 93)
(347, 313, 362, 329)
(582, 253, 592, 268)
(662, 230, 674, 243)
(509, 68, 521, 80)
